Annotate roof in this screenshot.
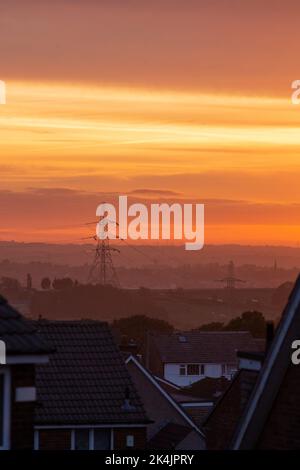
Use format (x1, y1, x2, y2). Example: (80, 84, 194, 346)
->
(170, 392, 209, 404)
(154, 375, 181, 393)
(182, 376, 231, 401)
(150, 330, 260, 364)
(231, 274, 300, 449)
(0, 295, 51, 356)
(34, 320, 149, 426)
(154, 375, 218, 403)
(147, 422, 192, 449)
(125, 354, 204, 437)
(203, 369, 259, 449)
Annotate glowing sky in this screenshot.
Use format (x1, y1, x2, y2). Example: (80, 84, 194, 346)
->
(0, 1, 300, 245)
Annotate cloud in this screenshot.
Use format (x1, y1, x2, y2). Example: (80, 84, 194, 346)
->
(27, 187, 85, 197)
(129, 188, 182, 197)
(0, 186, 299, 231)
(1, 1, 299, 95)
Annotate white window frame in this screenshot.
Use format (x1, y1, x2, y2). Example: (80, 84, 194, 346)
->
(0, 367, 11, 450)
(179, 363, 205, 376)
(70, 428, 113, 450)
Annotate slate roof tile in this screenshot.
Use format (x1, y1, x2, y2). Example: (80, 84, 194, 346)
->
(151, 330, 261, 364)
(34, 320, 149, 425)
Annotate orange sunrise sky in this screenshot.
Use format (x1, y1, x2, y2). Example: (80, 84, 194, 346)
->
(0, 0, 300, 245)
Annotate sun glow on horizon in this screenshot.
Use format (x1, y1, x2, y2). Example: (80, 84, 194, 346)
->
(0, 81, 300, 244)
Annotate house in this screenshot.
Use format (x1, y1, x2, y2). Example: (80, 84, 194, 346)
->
(231, 274, 300, 449)
(203, 351, 264, 449)
(0, 297, 151, 451)
(34, 320, 150, 450)
(146, 330, 262, 386)
(0, 295, 52, 450)
(204, 274, 300, 450)
(125, 355, 205, 450)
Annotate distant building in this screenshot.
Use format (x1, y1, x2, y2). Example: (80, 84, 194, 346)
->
(146, 330, 262, 386)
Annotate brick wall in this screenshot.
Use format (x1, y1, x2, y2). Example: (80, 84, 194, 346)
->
(113, 427, 147, 449)
(258, 364, 300, 449)
(183, 406, 212, 427)
(204, 370, 258, 450)
(38, 429, 71, 450)
(37, 427, 146, 450)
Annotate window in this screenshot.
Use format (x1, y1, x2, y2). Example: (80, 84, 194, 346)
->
(187, 364, 199, 375)
(179, 364, 205, 376)
(72, 429, 111, 450)
(94, 429, 111, 450)
(221, 364, 227, 375)
(74, 429, 89, 450)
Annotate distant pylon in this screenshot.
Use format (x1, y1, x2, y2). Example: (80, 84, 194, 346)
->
(88, 237, 120, 287)
(215, 260, 246, 289)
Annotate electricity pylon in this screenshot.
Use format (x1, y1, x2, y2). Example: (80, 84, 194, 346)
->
(83, 235, 120, 287)
(215, 260, 246, 289)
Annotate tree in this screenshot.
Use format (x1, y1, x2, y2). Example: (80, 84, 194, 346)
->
(113, 315, 173, 344)
(225, 311, 266, 338)
(0, 276, 21, 291)
(41, 277, 51, 290)
(52, 277, 74, 290)
(272, 281, 293, 309)
(198, 322, 224, 331)
(198, 311, 267, 338)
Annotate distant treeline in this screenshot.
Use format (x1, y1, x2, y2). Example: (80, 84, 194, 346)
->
(0, 257, 298, 289)
(30, 284, 167, 321)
